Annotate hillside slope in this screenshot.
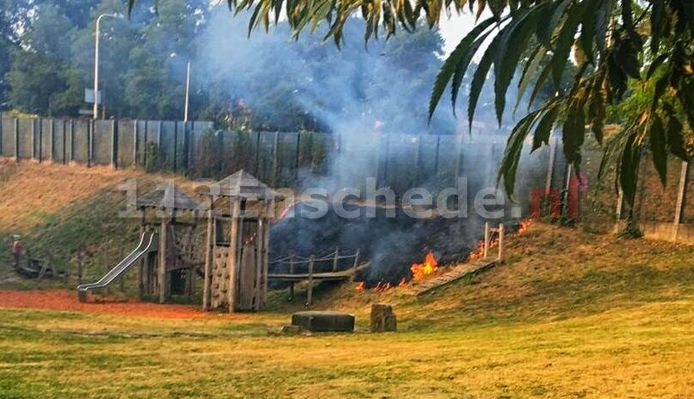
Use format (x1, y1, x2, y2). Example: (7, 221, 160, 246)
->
(0, 160, 188, 286)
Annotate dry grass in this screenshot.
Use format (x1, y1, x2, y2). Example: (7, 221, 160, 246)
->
(0, 161, 146, 234)
(0, 224, 693, 398)
(0, 162, 693, 398)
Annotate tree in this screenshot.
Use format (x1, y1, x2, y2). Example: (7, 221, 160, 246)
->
(129, 0, 693, 207)
(7, 4, 82, 116)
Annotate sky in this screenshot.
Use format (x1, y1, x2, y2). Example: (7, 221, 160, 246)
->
(438, 12, 482, 56)
(209, 0, 485, 57)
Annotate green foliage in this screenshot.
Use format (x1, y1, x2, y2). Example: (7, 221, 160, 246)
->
(125, 0, 693, 204)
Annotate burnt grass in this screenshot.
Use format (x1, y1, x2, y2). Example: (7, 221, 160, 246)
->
(269, 202, 523, 285)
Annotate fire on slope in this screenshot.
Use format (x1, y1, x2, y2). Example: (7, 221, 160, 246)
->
(354, 219, 533, 292)
(354, 251, 439, 292)
(410, 251, 438, 281)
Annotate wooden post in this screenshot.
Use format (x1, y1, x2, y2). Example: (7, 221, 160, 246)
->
(351, 249, 360, 281)
(31, 118, 36, 160)
(294, 132, 301, 182)
(203, 200, 214, 310)
(483, 222, 490, 259)
(498, 224, 505, 262)
(88, 120, 93, 167)
(158, 218, 168, 303)
(227, 197, 241, 312)
(370, 303, 397, 332)
(14, 118, 19, 160)
(306, 255, 314, 307)
(254, 131, 261, 176)
(67, 120, 73, 163)
(254, 221, 264, 311)
(262, 200, 272, 308)
(673, 161, 689, 241)
(110, 120, 118, 169)
(48, 119, 54, 161)
(172, 122, 178, 173)
(133, 120, 139, 167)
(332, 247, 340, 272)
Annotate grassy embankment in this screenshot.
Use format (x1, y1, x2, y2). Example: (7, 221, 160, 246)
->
(0, 161, 692, 398)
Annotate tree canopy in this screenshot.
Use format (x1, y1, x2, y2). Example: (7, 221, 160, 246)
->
(145, 0, 691, 205)
(1, 0, 454, 134)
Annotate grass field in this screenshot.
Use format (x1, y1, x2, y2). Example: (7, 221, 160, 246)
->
(1, 223, 692, 398)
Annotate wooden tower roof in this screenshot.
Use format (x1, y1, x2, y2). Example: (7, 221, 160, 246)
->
(216, 169, 280, 199)
(137, 184, 201, 211)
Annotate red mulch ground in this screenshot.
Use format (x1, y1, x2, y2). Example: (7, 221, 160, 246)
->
(0, 289, 211, 319)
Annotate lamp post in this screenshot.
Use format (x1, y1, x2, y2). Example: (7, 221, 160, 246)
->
(93, 13, 122, 120)
(184, 60, 191, 122)
(171, 53, 192, 122)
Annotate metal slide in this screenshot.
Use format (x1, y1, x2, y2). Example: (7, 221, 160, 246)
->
(77, 232, 158, 293)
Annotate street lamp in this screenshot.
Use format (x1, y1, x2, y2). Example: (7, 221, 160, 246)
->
(93, 13, 122, 120)
(170, 53, 192, 122)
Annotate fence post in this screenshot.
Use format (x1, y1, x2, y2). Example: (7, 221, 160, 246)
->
(157, 121, 162, 170)
(61, 120, 66, 164)
(498, 224, 505, 262)
(294, 132, 301, 183)
(31, 118, 37, 160)
(673, 161, 689, 241)
(110, 120, 118, 169)
(254, 131, 261, 176)
(49, 119, 54, 162)
(88, 120, 93, 167)
(173, 121, 178, 173)
(483, 222, 490, 259)
(68, 120, 74, 163)
(351, 249, 360, 281)
(133, 120, 138, 168)
(306, 255, 314, 307)
(14, 118, 19, 159)
(332, 247, 339, 272)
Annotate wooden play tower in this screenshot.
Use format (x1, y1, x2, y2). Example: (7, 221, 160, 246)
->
(136, 184, 203, 303)
(202, 170, 279, 312)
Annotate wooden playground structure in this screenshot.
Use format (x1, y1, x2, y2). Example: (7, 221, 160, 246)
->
(75, 169, 375, 312)
(77, 183, 204, 303)
(202, 170, 277, 312)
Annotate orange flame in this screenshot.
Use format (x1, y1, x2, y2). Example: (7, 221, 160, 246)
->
(518, 219, 532, 234)
(410, 251, 438, 281)
(398, 278, 407, 288)
(355, 281, 365, 292)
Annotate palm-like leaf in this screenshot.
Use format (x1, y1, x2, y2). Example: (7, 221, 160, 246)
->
(128, 0, 692, 204)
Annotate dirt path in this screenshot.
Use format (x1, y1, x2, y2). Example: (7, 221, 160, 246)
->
(0, 289, 210, 319)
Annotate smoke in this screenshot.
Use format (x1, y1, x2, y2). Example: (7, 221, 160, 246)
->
(195, 7, 551, 283)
